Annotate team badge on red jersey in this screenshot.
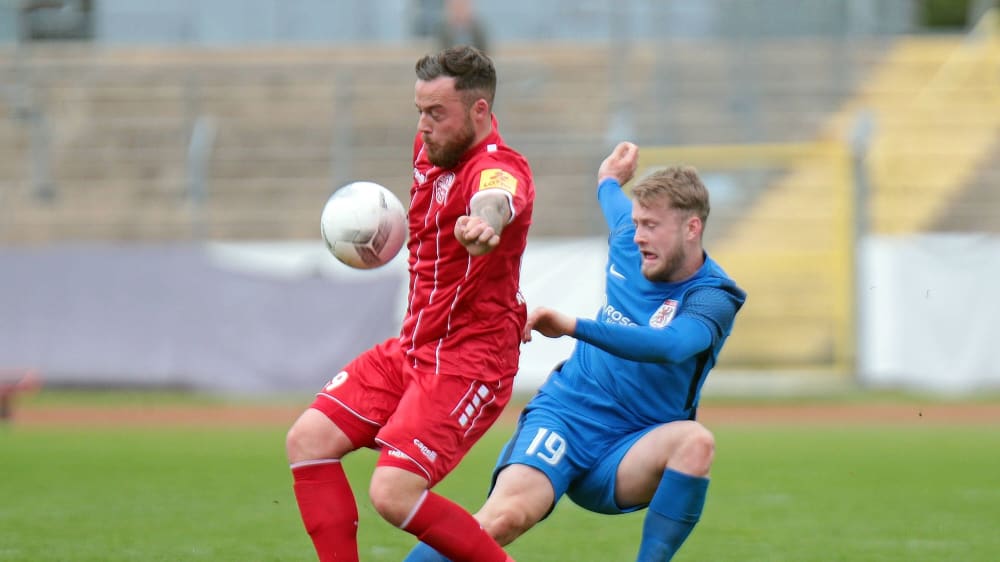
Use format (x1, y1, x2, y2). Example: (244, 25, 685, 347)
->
(649, 299, 679, 328)
(434, 172, 455, 203)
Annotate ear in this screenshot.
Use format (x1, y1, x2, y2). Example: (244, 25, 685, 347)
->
(471, 97, 490, 119)
(686, 215, 703, 241)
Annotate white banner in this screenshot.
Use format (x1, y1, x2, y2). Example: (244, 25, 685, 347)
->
(209, 238, 612, 393)
(859, 234, 1000, 394)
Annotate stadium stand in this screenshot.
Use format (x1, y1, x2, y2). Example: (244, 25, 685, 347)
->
(663, 15, 1000, 368)
(2, 30, 998, 375)
(1, 40, 892, 243)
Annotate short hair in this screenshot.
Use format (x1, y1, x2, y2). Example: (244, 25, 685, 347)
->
(631, 166, 710, 226)
(415, 45, 497, 108)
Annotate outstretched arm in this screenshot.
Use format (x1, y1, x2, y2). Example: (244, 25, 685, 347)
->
(455, 189, 512, 256)
(522, 306, 577, 342)
(525, 288, 741, 363)
(573, 317, 713, 363)
(524, 306, 712, 364)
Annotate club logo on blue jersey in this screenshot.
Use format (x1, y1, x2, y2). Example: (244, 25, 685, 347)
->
(649, 299, 679, 328)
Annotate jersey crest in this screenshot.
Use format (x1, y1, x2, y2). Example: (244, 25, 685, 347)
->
(434, 172, 455, 203)
(649, 299, 679, 328)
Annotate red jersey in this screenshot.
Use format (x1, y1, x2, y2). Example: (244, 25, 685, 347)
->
(402, 115, 534, 380)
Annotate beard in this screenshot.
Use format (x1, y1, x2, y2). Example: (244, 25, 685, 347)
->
(643, 244, 686, 283)
(425, 119, 476, 169)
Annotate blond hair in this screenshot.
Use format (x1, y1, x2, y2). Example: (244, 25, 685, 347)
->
(630, 166, 710, 225)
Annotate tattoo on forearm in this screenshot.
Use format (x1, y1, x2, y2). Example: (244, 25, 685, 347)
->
(470, 193, 512, 235)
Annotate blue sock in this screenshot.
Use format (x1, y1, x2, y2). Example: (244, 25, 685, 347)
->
(402, 541, 452, 562)
(635, 468, 709, 562)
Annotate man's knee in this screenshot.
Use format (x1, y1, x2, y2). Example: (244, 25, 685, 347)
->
(369, 466, 428, 527)
(285, 422, 314, 463)
(479, 503, 538, 545)
(677, 424, 715, 475)
(285, 408, 352, 464)
(368, 476, 409, 526)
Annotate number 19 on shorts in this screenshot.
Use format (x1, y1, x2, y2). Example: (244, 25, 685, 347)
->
(525, 428, 566, 466)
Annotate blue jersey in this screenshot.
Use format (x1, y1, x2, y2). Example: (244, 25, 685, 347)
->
(535, 178, 746, 430)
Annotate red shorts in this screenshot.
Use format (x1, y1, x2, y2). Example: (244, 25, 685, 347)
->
(309, 338, 513, 485)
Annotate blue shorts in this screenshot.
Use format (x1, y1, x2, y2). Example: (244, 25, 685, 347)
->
(490, 391, 658, 515)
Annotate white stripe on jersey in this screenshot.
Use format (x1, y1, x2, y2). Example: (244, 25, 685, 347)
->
(434, 252, 471, 375)
(430, 209, 442, 307)
(407, 189, 439, 365)
(428, 210, 445, 373)
(407, 177, 440, 368)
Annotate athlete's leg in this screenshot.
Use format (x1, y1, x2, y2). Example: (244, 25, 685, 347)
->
(476, 464, 556, 544)
(615, 420, 715, 562)
(404, 393, 583, 562)
(286, 408, 365, 562)
(402, 463, 555, 562)
(373, 465, 513, 562)
(372, 372, 515, 562)
(286, 339, 405, 562)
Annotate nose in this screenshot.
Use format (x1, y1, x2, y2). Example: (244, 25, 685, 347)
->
(417, 113, 432, 135)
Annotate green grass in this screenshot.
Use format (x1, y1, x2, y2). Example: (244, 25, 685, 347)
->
(695, 427, 1000, 561)
(2, 402, 999, 561)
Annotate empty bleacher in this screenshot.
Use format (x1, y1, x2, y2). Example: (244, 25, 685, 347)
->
(2, 35, 998, 373)
(0, 39, 895, 244)
(683, 21, 1000, 368)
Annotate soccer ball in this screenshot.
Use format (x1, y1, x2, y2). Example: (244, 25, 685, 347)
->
(320, 181, 407, 269)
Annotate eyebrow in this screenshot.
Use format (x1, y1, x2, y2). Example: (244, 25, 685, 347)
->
(415, 101, 444, 113)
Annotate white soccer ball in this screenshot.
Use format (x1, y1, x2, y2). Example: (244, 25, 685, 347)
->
(320, 181, 407, 269)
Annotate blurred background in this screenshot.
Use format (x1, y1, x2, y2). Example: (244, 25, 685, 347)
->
(1, 0, 998, 398)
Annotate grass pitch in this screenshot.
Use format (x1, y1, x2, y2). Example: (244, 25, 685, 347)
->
(2, 396, 999, 561)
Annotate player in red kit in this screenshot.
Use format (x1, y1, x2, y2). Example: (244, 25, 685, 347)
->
(285, 45, 534, 562)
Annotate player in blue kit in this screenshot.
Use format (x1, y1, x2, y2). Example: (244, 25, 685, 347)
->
(404, 141, 746, 562)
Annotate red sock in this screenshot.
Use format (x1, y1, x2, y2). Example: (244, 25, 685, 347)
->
(402, 491, 509, 562)
(291, 460, 359, 562)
